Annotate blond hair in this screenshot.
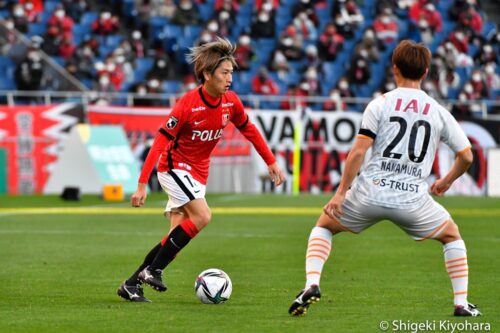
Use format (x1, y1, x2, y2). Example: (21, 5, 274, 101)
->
(187, 36, 237, 83)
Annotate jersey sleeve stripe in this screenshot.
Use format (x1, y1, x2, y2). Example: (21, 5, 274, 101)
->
(159, 128, 175, 140)
(358, 128, 376, 139)
(168, 170, 195, 200)
(236, 115, 249, 129)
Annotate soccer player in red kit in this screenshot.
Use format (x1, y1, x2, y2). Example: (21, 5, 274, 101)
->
(117, 37, 285, 302)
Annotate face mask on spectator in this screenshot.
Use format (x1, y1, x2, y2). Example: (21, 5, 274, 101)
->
(132, 31, 141, 40)
(5, 21, 14, 30)
(95, 61, 105, 71)
(25, 3, 33, 10)
(455, 32, 465, 41)
(360, 49, 368, 59)
(55, 10, 65, 19)
(357, 59, 366, 67)
(336, 17, 346, 25)
(464, 83, 473, 94)
(149, 79, 160, 89)
(116, 55, 126, 64)
(14, 7, 24, 17)
(306, 69, 317, 80)
(300, 82, 310, 91)
(28, 51, 41, 62)
(330, 91, 340, 100)
(219, 11, 230, 21)
(107, 63, 116, 72)
(101, 12, 111, 20)
(458, 93, 467, 101)
(83, 47, 92, 57)
(179, 1, 193, 10)
(186, 82, 197, 90)
(258, 13, 270, 22)
(472, 73, 482, 82)
(100, 76, 110, 86)
(239, 35, 250, 46)
(483, 45, 492, 53)
(364, 30, 375, 40)
(418, 19, 429, 29)
(282, 37, 293, 47)
(385, 82, 396, 91)
(200, 33, 211, 43)
(339, 80, 349, 90)
(381, 16, 390, 24)
(298, 12, 307, 21)
(138, 87, 147, 95)
(485, 64, 495, 74)
(208, 21, 218, 32)
(157, 60, 166, 68)
(424, 4, 435, 11)
(262, 3, 273, 12)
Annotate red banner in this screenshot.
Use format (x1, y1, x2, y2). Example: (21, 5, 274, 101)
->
(0, 104, 84, 194)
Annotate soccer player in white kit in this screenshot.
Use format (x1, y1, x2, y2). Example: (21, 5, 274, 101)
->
(289, 40, 481, 317)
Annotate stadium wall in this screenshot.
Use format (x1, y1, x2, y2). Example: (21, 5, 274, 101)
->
(1, 104, 499, 196)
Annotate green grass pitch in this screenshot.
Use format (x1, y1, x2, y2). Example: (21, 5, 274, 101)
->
(0, 194, 498, 333)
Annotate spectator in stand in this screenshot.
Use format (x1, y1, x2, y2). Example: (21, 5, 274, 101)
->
(92, 11, 120, 36)
(303, 44, 321, 71)
(146, 78, 166, 106)
(281, 84, 307, 110)
(292, 0, 318, 27)
(411, 2, 442, 44)
(215, 0, 239, 22)
(438, 65, 461, 98)
(277, 26, 304, 61)
(171, 0, 201, 26)
(130, 30, 146, 59)
(147, 56, 173, 81)
(336, 76, 354, 99)
(469, 69, 489, 98)
(48, 7, 74, 37)
(252, 67, 280, 95)
(332, 0, 364, 31)
(134, 0, 152, 38)
(449, 28, 470, 55)
(484, 63, 500, 91)
(474, 43, 498, 66)
(180, 74, 197, 94)
(348, 56, 371, 85)
(255, 0, 279, 12)
(130, 82, 152, 106)
(458, 5, 483, 38)
(333, 13, 354, 40)
(94, 74, 116, 105)
(115, 48, 135, 83)
(354, 28, 381, 62)
(152, 0, 177, 19)
(269, 49, 290, 80)
(214, 10, 232, 38)
(15, 48, 44, 99)
(292, 10, 318, 42)
(62, 0, 88, 23)
(22, 1, 40, 23)
(303, 66, 321, 96)
(19, 0, 43, 12)
(235, 34, 255, 71)
(42, 25, 63, 56)
(195, 29, 217, 46)
(373, 9, 399, 45)
(449, 0, 475, 21)
(59, 33, 76, 59)
(250, 4, 275, 39)
(318, 23, 344, 61)
(67, 42, 96, 79)
(0, 19, 18, 56)
(11, 4, 29, 33)
(323, 88, 347, 111)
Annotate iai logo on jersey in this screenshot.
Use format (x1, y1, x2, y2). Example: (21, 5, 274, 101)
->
(166, 116, 179, 129)
(222, 113, 229, 127)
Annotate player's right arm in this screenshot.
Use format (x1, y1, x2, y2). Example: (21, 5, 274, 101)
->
(324, 136, 373, 219)
(131, 132, 170, 207)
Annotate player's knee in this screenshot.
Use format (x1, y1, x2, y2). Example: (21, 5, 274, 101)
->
(193, 208, 212, 229)
(436, 220, 462, 244)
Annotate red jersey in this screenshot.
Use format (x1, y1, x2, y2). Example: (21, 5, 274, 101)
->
(139, 86, 276, 185)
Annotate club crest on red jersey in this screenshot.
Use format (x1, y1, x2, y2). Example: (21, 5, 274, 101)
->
(166, 116, 179, 129)
(222, 113, 229, 126)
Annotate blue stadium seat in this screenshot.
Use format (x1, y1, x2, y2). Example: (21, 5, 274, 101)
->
(106, 35, 123, 48)
(81, 11, 99, 27)
(27, 23, 47, 38)
(150, 16, 170, 40)
(163, 80, 181, 93)
(44, 1, 61, 15)
(73, 23, 91, 37)
(0, 77, 16, 90)
(163, 24, 183, 39)
(198, 4, 214, 22)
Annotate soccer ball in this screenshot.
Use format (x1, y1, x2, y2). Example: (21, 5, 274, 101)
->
(194, 268, 232, 304)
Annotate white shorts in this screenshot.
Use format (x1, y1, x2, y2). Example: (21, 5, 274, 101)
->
(338, 190, 451, 240)
(157, 169, 206, 216)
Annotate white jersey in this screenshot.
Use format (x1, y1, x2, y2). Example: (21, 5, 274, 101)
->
(353, 87, 470, 209)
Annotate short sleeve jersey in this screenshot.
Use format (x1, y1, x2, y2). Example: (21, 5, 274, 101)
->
(157, 87, 249, 184)
(353, 87, 471, 209)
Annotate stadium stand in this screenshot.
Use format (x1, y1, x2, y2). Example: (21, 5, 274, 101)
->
(0, 0, 497, 114)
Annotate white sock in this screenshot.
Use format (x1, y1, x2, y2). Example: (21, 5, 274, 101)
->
(443, 240, 468, 307)
(305, 226, 332, 289)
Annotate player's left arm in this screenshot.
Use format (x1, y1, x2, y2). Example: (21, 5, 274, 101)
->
(324, 136, 373, 219)
(230, 93, 285, 186)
